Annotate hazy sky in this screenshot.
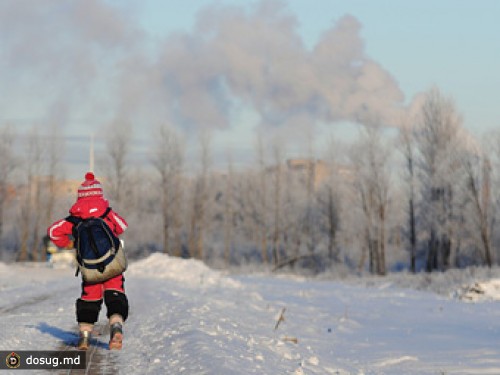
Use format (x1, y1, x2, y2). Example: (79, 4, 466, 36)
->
(1, 0, 499, 174)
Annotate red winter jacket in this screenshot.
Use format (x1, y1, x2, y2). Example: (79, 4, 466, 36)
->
(48, 197, 128, 248)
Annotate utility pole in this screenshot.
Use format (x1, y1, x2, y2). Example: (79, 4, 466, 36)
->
(89, 133, 95, 172)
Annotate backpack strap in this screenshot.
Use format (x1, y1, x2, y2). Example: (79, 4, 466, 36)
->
(64, 216, 83, 277)
(98, 207, 120, 250)
(65, 215, 82, 226)
(65, 215, 82, 246)
(100, 207, 112, 219)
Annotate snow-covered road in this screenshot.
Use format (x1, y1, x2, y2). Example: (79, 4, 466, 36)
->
(1, 255, 500, 374)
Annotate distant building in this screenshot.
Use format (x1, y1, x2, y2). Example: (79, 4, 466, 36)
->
(54, 178, 81, 197)
(7, 176, 82, 202)
(285, 159, 330, 189)
(262, 158, 354, 191)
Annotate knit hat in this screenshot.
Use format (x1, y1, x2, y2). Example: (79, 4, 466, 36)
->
(77, 172, 103, 199)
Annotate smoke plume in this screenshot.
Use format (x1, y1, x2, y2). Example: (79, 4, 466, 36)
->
(0, 0, 405, 137)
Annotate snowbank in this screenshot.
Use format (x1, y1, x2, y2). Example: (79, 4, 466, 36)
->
(127, 253, 241, 288)
(456, 278, 500, 302)
(0, 262, 8, 274)
(334, 266, 500, 302)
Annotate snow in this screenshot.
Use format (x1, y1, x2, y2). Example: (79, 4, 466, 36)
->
(127, 253, 242, 289)
(456, 279, 500, 302)
(1, 255, 500, 374)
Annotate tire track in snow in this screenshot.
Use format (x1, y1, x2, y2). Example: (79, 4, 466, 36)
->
(0, 286, 73, 315)
(0, 293, 56, 315)
(55, 324, 119, 375)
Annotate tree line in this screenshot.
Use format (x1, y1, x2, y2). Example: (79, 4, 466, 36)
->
(1, 87, 499, 275)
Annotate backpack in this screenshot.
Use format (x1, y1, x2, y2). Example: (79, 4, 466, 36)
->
(66, 207, 127, 283)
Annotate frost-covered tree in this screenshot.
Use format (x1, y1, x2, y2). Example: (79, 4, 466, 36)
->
(482, 130, 500, 264)
(41, 124, 65, 261)
(151, 124, 184, 256)
(316, 175, 341, 263)
(398, 120, 418, 272)
(188, 130, 212, 260)
(414, 87, 464, 271)
(103, 121, 132, 208)
(222, 155, 235, 266)
(350, 123, 392, 275)
(18, 128, 43, 261)
(231, 133, 272, 265)
(232, 168, 265, 263)
(270, 141, 285, 267)
(317, 137, 343, 263)
(461, 149, 493, 267)
(0, 125, 17, 246)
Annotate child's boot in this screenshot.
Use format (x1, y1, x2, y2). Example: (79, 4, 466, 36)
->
(109, 314, 123, 350)
(77, 324, 93, 350)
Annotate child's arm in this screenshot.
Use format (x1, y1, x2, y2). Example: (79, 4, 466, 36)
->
(47, 219, 74, 248)
(105, 210, 128, 236)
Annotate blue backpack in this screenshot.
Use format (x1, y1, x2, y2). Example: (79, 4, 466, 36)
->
(66, 207, 125, 282)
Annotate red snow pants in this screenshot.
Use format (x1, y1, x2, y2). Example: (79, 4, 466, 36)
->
(81, 274, 125, 301)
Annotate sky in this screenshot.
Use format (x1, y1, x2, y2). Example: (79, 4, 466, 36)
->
(1, 0, 499, 175)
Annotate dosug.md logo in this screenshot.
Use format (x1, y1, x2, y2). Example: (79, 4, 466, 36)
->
(6, 352, 21, 369)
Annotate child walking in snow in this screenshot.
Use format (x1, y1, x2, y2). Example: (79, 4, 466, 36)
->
(48, 172, 129, 350)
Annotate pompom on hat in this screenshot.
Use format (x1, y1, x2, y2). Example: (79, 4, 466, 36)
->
(77, 172, 103, 199)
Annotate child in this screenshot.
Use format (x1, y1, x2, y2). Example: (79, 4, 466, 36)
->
(47, 172, 129, 350)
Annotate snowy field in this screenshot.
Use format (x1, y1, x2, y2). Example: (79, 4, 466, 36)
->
(1, 254, 500, 374)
